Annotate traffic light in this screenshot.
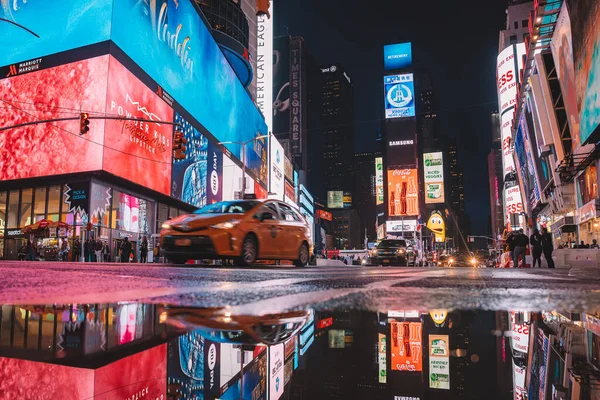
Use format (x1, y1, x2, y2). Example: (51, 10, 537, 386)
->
(173, 131, 187, 160)
(256, 0, 270, 18)
(79, 113, 90, 135)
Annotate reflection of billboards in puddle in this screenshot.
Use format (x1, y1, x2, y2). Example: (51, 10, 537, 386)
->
(390, 321, 422, 372)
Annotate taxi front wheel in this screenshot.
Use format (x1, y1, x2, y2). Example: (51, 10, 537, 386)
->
(238, 235, 258, 266)
(294, 243, 309, 267)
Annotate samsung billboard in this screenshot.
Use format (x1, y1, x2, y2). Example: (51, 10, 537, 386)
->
(384, 42, 412, 70)
(384, 74, 415, 119)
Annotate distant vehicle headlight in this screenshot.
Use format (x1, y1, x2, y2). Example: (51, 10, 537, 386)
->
(470, 258, 477, 265)
(449, 258, 454, 263)
(397, 249, 405, 255)
(212, 220, 241, 229)
(372, 249, 378, 255)
(361, 259, 368, 265)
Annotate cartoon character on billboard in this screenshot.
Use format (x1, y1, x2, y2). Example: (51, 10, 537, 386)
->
(427, 211, 445, 243)
(429, 310, 448, 327)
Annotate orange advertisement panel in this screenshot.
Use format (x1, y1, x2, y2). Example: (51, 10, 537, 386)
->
(387, 169, 419, 216)
(390, 321, 422, 372)
(316, 209, 333, 221)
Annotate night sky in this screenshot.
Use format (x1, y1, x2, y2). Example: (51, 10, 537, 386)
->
(275, 0, 509, 235)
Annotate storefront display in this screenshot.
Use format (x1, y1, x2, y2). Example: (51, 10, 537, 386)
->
(22, 219, 70, 261)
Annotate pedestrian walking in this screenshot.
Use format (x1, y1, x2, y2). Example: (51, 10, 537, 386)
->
(26, 239, 36, 261)
(513, 229, 529, 268)
(120, 237, 132, 263)
(103, 241, 110, 262)
(73, 239, 81, 262)
(84, 239, 91, 262)
(140, 236, 148, 263)
(541, 227, 555, 268)
(95, 239, 103, 263)
(530, 229, 543, 268)
(506, 232, 516, 267)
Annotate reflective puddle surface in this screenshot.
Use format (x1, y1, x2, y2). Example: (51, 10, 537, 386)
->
(0, 304, 597, 399)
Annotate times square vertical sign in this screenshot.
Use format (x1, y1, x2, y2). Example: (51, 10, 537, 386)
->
(290, 38, 303, 155)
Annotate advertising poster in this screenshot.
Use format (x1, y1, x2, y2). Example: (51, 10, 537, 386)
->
(0, 0, 112, 68)
(284, 156, 294, 182)
(429, 335, 450, 390)
(509, 311, 530, 354)
(273, 37, 291, 137)
(327, 191, 344, 209)
(426, 212, 446, 243)
(497, 45, 519, 115)
(270, 137, 285, 198)
(384, 74, 415, 119)
(167, 331, 205, 399)
(219, 352, 267, 400)
(204, 339, 221, 399)
(513, 361, 526, 400)
(0, 56, 108, 182)
(256, 0, 273, 132)
(111, 0, 268, 180)
(423, 152, 445, 204)
(285, 181, 296, 203)
(378, 333, 387, 383)
(171, 112, 208, 208)
(376, 157, 384, 205)
(90, 183, 112, 226)
(269, 344, 285, 400)
(343, 192, 353, 209)
(63, 182, 90, 218)
(207, 141, 223, 205)
(104, 57, 173, 196)
(387, 169, 419, 217)
(384, 42, 412, 70)
(386, 219, 418, 234)
(566, 0, 600, 144)
(500, 111, 517, 176)
(551, 2, 581, 150)
(316, 209, 333, 221)
(390, 321, 422, 372)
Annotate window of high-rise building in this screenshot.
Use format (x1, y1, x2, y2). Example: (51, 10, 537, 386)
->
(514, 21, 518, 29)
(522, 20, 528, 28)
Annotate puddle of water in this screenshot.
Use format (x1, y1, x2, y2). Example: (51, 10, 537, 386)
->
(0, 304, 597, 399)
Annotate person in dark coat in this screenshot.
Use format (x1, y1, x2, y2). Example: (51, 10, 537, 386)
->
(541, 227, 555, 268)
(26, 240, 36, 261)
(84, 239, 91, 262)
(140, 236, 148, 263)
(120, 237, 133, 263)
(513, 229, 529, 268)
(73, 239, 81, 262)
(506, 233, 516, 267)
(530, 228, 543, 268)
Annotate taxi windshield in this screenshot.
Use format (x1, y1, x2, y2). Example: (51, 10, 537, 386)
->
(194, 201, 260, 215)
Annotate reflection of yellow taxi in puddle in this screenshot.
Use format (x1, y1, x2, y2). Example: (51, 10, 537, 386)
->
(160, 200, 312, 266)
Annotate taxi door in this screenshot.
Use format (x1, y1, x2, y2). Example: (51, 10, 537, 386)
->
(254, 202, 283, 259)
(276, 202, 305, 259)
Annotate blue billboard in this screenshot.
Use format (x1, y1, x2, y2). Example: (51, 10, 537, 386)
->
(384, 43, 412, 70)
(0, 0, 112, 68)
(384, 74, 416, 119)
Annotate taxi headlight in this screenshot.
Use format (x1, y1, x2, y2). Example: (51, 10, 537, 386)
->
(470, 258, 477, 265)
(372, 249, 378, 255)
(161, 223, 171, 230)
(397, 249, 405, 255)
(449, 258, 455, 263)
(212, 219, 241, 229)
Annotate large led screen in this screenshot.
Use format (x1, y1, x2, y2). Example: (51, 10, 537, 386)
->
(384, 74, 415, 119)
(567, 0, 600, 144)
(270, 137, 285, 198)
(111, 0, 268, 181)
(375, 157, 384, 205)
(0, 0, 112, 68)
(423, 152, 445, 204)
(390, 321, 422, 372)
(0, 56, 108, 181)
(104, 57, 173, 196)
(384, 42, 412, 70)
(387, 169, 419, 217)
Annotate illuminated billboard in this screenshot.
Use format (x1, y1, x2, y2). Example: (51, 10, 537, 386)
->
(270, 136, 285, 198)
(384, 42, 412, 70)
(256, 0, 274, 132)
(384, 74, 415, 119)
(375, 157, 384, 205)
(269, 344, 284, 400)
(387, 169, 419, 217)
(378, 333, 387, 383)
(429, 335, 450, 390)
(390, 321, 422, 372)
(327, 191, 344, 209)
(423, 152, 444, 204)
(316, 209, 333, 221)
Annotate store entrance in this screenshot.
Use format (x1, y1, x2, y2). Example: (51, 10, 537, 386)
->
(5, 238, 27, 260)
(113, 239, 137, 263)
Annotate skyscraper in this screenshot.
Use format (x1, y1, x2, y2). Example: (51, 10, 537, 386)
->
(354, 151, 382, 244)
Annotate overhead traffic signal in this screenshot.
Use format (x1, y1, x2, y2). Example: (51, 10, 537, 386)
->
(256, 0, 271, 18)
(79, 113, 90, 135)
(173, 131, 187, 160)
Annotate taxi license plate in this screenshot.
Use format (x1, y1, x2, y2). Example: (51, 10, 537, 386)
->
(175, 238, 191, 246)
(383, 259, 389, 263)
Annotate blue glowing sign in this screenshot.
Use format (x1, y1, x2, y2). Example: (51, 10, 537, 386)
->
(384, 42, 412, 70)
(111, 0, 267, 183)
(384, 74, 416, 119)
(0, 0, 112, 68)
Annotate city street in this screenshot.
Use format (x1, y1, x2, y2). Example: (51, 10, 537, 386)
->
(2, 261, 599, 314)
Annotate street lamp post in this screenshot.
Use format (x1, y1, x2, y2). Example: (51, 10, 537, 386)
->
(219, 135, 268, 198)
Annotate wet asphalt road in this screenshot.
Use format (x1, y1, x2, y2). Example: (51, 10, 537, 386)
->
(1, 261, 599, 314)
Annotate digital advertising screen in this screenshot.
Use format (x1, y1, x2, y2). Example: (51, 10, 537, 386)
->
(385, 118, 417, 167)
(390, 321, 422, 372)
(0, 55, 108, 182)
(269, 344, 285, 400)
(375, 157, 384, 205)
(567, 0, 600, 144)
(270, 137, 285, 198)
(168, 330, 206, 399)
(387, 169, 419, 217)
(429, 335, 450, 390)
(110, 0, 269, 180)
(384, 74, 415, 119)
(384, 42, 412, 70)
(0, 0, 112, 68)
(207, 141, 223, 205)
(327, 191, 344, 209)
(423, 152, 445, 204)
(171, 112, 209, 208)
(104, 57, 174, 196)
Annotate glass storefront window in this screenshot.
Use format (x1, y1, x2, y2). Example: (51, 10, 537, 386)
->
(34, 187, 47, 223)
(0, 191, 6, 231)
(7, 190, 19, 228)
(168, 207, 177, 219)
(112, 190, 148, 233)
(157, 204, 168, 233)
(47, 185, 61, 222)
(19, 189, 33, 227)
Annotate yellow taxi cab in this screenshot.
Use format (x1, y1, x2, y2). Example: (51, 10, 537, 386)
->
(160, 199, 312, 266)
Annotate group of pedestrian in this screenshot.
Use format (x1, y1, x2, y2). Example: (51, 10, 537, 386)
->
(506, 228, 554, 268)
(84, 238, 110, 262)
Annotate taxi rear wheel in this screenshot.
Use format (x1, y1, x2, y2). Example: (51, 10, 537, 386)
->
(238, 235, 258, 266)
(294, 243, 309, 267)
